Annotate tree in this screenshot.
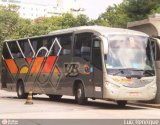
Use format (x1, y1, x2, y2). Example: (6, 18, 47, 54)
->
(151, 0, 160, 14)
(0, 5, 19, 42)
(76, 14, 89, 26)
(95, 0, 160, 28)
(97, 3, 129, 27)
(125, 0, 157, 21)
(15, 18, 32, 38)
(61, 13, 77, 28)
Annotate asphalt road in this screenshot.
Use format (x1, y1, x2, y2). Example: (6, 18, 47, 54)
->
(0, 90, 160, 119)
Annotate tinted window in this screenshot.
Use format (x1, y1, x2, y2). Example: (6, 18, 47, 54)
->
(48, 34, 72, 56)
(8, 41, 21, 59)
(74, 33, 92, 61)
(30, 38, 38, 55)
(29, 37, 55, 57)
(59, 34, 72, 56)
(19, 39, 33, 58)
(2, 42, 11, 59)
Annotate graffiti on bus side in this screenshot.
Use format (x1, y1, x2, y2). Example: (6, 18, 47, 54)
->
(2, 38, 62, 89)
(64, 63, 80, 77)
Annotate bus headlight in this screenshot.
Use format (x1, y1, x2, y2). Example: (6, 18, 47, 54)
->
(106, 82, 120, 89)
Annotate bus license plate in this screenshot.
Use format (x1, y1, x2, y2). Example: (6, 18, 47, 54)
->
(129, 92, 139, 96)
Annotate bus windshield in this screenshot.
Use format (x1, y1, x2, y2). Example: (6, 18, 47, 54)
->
(106, 35, 155, 76)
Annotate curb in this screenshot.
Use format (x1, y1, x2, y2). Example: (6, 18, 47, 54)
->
(128, 101, 160, 108)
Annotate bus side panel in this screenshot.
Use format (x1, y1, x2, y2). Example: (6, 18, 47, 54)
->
(14, 58, 41, 92)
(72, 57, 94, 98)
(1, 59, 15, 91)
(24, 56, 62, 94)
(52, 56, 73, 95)
(14, 58, 29, 78)
(24, 57, 47, 93)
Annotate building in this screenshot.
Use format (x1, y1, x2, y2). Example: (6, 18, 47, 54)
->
(0, 0, 63, 19)
(0, 0, 85, 19)
(127, 13, 160, 37)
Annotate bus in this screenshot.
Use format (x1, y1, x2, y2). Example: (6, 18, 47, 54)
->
(1, 26, 157, 106)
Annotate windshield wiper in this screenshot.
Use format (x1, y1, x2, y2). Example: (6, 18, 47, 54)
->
(129, 69, 155, 76)
(126, 75, 142, 79)
(111, 69, 124, 75)
(143, 70, 155, 76)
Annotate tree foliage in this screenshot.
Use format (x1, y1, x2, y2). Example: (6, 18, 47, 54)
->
(97, 3, 129, 27)
(124, 0, 158, 21)
(1, 0, 160, 49)
(97, 0, 160, 28)
(0, 5, 20, 41)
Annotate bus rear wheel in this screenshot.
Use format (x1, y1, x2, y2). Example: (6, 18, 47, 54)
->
(117, 101, 127, 107)
(75, 84, 87, 105)
(17, 81, 27, 99)
(49, 95, 62, 101)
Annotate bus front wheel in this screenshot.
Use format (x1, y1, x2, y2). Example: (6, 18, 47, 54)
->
(117, 101, 127, 107)
(75, 84, 87, 105)
(17, 81, 27, 99)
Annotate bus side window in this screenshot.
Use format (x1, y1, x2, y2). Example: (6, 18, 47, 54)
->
(59, 34, 72, 56)
(2, 43, 12, 59)
(18, 40, 31, 58)
(74, 33, 92, 61)
(48, 36, 60, 56)
(30, 38, 38, 57)
(37, 37, 52, 57)
(8, 41, 22, 59)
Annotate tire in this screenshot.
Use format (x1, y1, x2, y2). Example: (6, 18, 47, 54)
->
(117, 101, 127, 107)
(17, 81, 27, 99)
(75, 84, 87, 105)
(49, 95, 62, 101)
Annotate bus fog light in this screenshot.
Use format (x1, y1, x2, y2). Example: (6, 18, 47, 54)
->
(106, 82, 120, 89)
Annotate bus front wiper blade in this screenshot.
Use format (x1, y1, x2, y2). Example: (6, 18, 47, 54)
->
(143, 70, 155, 76)
(126, 75, 142, 79)
(111, 69, 124, 75)
(126, 69, 155, 76)
(111, 68, 139, 75)
(129, 69, 155, 76)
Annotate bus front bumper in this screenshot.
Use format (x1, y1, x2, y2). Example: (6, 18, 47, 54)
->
(103, 83, 157, 101)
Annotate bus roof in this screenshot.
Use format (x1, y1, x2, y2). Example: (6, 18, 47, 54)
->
(49, 26, 148, 37)
(4, 26, 148, 42)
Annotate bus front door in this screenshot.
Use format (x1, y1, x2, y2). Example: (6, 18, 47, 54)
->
(92, 39, 103, 99)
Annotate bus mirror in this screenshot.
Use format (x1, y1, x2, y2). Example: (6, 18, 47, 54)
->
(152, 37, 160, 61)
(100, 36, 108, 54)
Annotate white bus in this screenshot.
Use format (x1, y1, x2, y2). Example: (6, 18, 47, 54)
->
(1, 26, 157, 106)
